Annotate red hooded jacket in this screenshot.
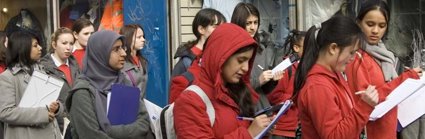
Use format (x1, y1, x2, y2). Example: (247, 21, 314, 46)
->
(173, 23, 259, 139)
(169, 58, 202, 103)
(267, 63, 298, 137)
(298, 64, 373, 139)
(345, 49, 419, 139)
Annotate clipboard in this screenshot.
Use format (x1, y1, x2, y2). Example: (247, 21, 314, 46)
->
(107, 84, 141, 125)
(18, 70, 64, 107)
(254, 100, 293, 139)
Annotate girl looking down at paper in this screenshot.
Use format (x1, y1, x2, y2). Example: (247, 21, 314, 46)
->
(173, 23, 273, 138)
(66, 30, 153, 139)
(0, 31, 63, 139)
(293, 16, 379, 139)
(344, 1, 422, 138)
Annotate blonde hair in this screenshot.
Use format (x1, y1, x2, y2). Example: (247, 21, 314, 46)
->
(50, 27, 74, 53)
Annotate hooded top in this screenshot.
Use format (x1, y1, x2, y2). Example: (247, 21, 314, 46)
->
(76, 30, 125, 131)
(173, 23, 260, 138)
(82, 30, 125, 92)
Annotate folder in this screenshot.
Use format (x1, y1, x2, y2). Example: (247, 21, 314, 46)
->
(369, 79, 425, 121)
(18, 71, 64, 108)
(107, 84, 141, 125)
(271, 55, 299, 75)
(254, 100, 293, 139)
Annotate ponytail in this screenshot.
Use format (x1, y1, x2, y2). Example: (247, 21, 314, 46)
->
(293, 25, 322, 100)
(292, 16, 363, 101)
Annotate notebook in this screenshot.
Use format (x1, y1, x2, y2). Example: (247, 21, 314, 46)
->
(107, 84, 141, 125)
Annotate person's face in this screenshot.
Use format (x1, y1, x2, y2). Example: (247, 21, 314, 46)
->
(200, 16, 222, 39)
(30, 38, 42, 61)
(293, 37, 305, 57)
(332, 40, 360, 72)
(109, 40, 127, 71)
(358, 9, 387, 45)
(53, 33, 74, 61)
(221, 48, 254, 84)
(132, 27, 145, 51)
(74, 25, 95, 48)
(245, 15, 259, 37)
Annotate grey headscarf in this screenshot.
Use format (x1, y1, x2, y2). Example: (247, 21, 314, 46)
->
(364, 40, 398, 82)
(81, 30, 125, 132)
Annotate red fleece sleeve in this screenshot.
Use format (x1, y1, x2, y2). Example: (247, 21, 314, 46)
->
(169, 76, 190, 104)
(300, 85, 373, 139)
(267, 71, 292, 105)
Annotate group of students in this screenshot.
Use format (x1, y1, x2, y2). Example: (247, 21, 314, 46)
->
(0, 0, 423, 139)
(170, 0, 423, 139)
(0, 17, 154, 139)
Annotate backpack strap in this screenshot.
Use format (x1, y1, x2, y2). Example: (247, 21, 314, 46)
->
(125, 70, 137, 87)
(181, 72, 194, 87)
(185, 85, 215, 126)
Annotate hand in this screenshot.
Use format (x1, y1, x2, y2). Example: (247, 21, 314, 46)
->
(412, 67, 423, 77)
(248, 114, 273, 137)
(259, 70, 273, 85)
(272, 71, 285, 81)
(356, 85, 378, 107)
(48, 112, 55, 122)
(49, 101, 59, 113)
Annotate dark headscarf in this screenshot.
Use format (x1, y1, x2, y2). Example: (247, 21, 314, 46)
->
(81, 30, 125, 131)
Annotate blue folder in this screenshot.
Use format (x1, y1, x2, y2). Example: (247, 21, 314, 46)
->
(108, 84, 141, 125)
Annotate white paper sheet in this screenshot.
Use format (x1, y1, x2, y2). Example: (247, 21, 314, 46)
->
(369, 79, 425, 121)
(272, 57, 293, 75)
(254, 100, 293, 139)
(18, 71, 64, 108)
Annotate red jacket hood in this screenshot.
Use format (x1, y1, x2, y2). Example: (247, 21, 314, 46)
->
(199, 23, 259, 100)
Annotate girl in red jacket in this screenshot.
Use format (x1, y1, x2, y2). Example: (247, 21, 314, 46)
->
(294, 16, 379, 139)
(267, 30, 306, 138)
(173, 23, 273, 138)
(345, 1, 422, 139)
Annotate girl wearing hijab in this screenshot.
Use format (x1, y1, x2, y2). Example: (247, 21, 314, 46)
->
(66, 30, 152, 139)
(345, 1, 422, 138)
(173, 23, 273, 138)
(0, 31, 62, 139)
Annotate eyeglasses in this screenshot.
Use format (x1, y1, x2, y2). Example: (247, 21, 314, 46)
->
(112, 45, 127, 53)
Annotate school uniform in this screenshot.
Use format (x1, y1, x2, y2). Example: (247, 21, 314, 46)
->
(122, 57, 148, 98)
(298, 64, 373, 139)
(267, 64, 298, 137)
(169, 58, 201, 104)
(345, 49, 419, 139)
(173, 23, 259, 138)
(0, 64, 63, 139)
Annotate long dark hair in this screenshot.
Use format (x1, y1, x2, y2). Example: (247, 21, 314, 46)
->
(0, 31, 7, 64)
(224, 45, 256, 117)
(6, 31, 39, 74)
(231, 3, 261, 52)
(293, 16, 363, 100)
(72, 18, 94, 34)
(356, 0, 390, 39)
(119, 24, 148, 74)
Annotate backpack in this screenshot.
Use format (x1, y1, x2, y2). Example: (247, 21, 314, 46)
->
(154, 85, 215, 139)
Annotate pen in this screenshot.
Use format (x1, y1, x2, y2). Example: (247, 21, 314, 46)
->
(237, 116, 254, 121)
(257, 65, 264, 71)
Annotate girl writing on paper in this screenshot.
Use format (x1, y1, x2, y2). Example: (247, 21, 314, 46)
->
(267, 30, 306, 139)
(173, 23, 273, 138)
(66, 30, 153, 139)
(40, 27, 80, 134)
(294, 16, 379, 139)
(345, 0, 422, 138)
(0, 31, 63, 139)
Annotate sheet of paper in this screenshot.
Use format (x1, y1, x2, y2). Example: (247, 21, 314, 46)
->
(272, 58, 293, 75)
(369, 79, 425, 121)
(397, 77, 425, 127)
(254, 100, 292, 139)
(18, 71, 64, 108)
